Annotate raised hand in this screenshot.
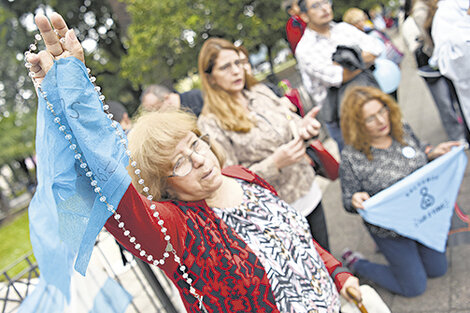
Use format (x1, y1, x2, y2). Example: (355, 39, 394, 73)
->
(298, 106, 321, 140)
(27, 13, 84, 85)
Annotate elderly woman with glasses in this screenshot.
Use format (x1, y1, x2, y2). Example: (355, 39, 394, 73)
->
(339, 86, 460, 297)
(28, 13, 361, 313)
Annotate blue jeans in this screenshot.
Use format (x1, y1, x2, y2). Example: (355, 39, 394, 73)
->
(424, 76, 465, 141)
(325, 121, 344, 152)
(353, 233, 447, 297)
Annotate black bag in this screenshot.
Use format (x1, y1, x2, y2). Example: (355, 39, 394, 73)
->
(414, 44, 430, 68)
(323, 46, 379, 123)
(332, 45, 365, 71)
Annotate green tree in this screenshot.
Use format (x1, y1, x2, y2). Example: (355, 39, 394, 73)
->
(0, 112, 35, 166)
(0, 4, 39, 193)
(1, 0, 138, 203)
(122, 0, 288, 87)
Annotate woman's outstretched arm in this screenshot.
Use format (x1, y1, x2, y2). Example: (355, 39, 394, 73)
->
(28, 13, 84, 85)
(27, 12, 180, 273)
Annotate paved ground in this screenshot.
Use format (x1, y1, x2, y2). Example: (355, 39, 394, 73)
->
(320, 38, 470, 313)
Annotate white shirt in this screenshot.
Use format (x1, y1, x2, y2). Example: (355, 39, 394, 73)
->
(290, 180, 322, 216)
(430, 0, 470, 128)
(295, 22, 384, 106)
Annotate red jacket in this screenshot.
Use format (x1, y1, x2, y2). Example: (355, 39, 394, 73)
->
(105, 165, 351, 312)
(286, 15, 307, 54)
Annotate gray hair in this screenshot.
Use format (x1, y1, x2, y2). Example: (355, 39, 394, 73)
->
(298, 0, 307, 12)
(281, 0, 295, 11)
(140, 84, 172, 102)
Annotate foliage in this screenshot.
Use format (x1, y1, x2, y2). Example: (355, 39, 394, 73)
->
(0, 5, 37, 165)
(0, 211, 34, 274)
(0, 111, 36, 165)
(122, 0, 288, 87)
(0, 0, 139, 169)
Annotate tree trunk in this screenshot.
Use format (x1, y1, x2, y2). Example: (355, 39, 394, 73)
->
(0, 188, 10, 215)
(267, 45, 275, 75)
(3, 165, 18, 198)
(17, 158, 36, 194)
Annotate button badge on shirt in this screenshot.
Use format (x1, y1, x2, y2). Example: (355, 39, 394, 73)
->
(402, 146, 416, 159)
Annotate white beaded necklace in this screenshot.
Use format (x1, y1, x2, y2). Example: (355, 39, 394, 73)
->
(25, 33, 208, 312)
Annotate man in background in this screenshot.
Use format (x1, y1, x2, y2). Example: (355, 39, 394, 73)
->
(430, 0, 470, 143)
(107, 100, 132, 133)
(140, 84, 203, 117)
(295, 0, 383, 151)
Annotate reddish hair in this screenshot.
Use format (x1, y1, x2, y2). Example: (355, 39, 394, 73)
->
(340, 86, 405, 160)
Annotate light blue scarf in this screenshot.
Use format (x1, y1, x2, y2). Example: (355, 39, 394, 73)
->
(361, 146, 467, 252)
(21, 57, 131, 311)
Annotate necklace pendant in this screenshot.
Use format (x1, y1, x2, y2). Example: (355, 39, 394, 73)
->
(165, 242, 173, 252)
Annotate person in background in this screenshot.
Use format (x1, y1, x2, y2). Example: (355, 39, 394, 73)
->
(296, 0, 383, 151)
(107, 100, 132, 133)
(402, 0, 466, 142)
(369, 5, 387, 31)
(342, 8, 374, 33)
(197, 37, 331, 251)
(283, 0, 307, 54)
(342, 8, 404, 66)
(342, 7, 403, 101)
(339, 86, 460, 297)
(28, 13, 361, 312)
(140, 84, 203, 117)
(429, 0, 470, 143)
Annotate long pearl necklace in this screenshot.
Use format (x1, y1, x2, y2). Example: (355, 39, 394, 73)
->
(25, 33, 208, 312)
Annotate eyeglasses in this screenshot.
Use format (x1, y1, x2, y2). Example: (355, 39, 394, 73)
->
(239, 57, 249, 65)
(168, 134, 211, 178)
(364, 106, 390, 125)
(216, 59, 243, 73)
(310, 0, 332, 10)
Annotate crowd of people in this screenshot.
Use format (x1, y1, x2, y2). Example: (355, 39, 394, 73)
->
(24, 0, 470, 312)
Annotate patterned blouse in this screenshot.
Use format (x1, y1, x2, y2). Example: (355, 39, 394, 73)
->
(340, 125, 429, 238)
(198, 84, 317, 204)
(212, 180, 341, 313)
